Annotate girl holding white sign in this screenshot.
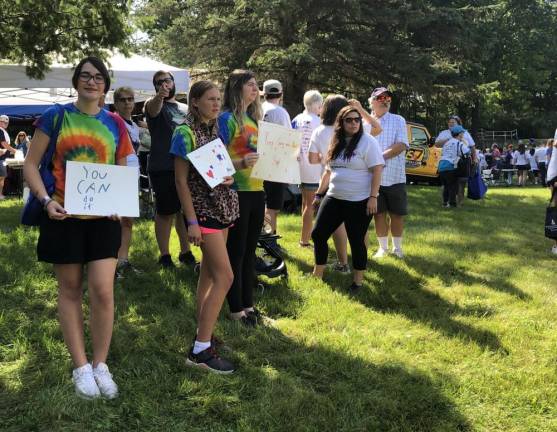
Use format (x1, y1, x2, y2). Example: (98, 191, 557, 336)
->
(311, 106, 384, 293)
(23, 57, 134, 399)
(218, 69, 264, 327)
(171, 80, 240, 374)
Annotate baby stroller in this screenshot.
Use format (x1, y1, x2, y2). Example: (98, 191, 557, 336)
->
(255, 216, 288, 290)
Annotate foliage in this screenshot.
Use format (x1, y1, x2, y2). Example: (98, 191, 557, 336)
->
(0, 0, 132, 79)
(1, 187, 557, 431)
(135, 0, 557, 139)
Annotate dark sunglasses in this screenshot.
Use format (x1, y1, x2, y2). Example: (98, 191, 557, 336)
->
(375, 95, 391, 102)
(343, 117, 362, 124)
(116, 97, 135, 103)
(155, 77, 174, 86)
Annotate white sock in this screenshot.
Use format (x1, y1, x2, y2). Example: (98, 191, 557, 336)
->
(244, 307, 254, 313)
(193, 340, 211, 354)
(392, 237, 403, 251)
(378, 237, 388, 251)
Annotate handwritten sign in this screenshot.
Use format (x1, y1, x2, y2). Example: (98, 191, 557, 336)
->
(187, 138, 236, 188)
(64, 161, 139, 217)
(251, 121, 302, 184)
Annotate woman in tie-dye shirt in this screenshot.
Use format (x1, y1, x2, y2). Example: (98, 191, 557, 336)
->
(24, 57, 134, 400)
(217, 69, 264, 326)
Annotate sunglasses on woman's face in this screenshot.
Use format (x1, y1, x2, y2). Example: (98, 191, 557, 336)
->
(343, 117, 362, 124)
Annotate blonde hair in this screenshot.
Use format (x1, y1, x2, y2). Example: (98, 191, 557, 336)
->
(303, 90, 323, 111)
(223, 69, 262, 128)
(113, 86, 134, 101)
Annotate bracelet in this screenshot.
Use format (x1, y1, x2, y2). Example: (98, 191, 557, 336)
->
(370, 195, 378, 199)
(187, 219, 199, 225)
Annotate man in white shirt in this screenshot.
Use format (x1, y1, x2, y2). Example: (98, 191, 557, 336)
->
(261, 79, 292, 241)
(0, 114, 16, 200)
(369, 88, 410, 258)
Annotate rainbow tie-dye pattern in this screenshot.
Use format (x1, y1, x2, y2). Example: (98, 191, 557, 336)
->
(34, 103, 134, 206)
(217, 111, 263, 192)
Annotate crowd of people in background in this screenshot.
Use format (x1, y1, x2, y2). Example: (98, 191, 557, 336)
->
(0, 55, 551, 399)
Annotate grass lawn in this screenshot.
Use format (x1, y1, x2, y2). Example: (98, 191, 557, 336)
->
(1, 186, 556, 432)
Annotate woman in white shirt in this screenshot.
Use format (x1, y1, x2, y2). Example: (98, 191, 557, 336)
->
(436, 125, 470, 207)
(512, 143, 529, 186)
(311, 106, 384, 293)
(292, 90, 324, 247)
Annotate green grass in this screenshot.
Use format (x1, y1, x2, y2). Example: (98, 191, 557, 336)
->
(1, 186, 556, 432)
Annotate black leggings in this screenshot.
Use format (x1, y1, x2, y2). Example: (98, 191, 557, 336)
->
(311, 196, 372, 271)
(226, 191, 265, 313)
(440, 169, 458, 206)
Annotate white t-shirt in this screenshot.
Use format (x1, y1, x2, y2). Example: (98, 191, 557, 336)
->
(513, 150, 529, 166)
(292, 111, 322, 184)
(436, 129, 475, 148)
(308, 125, 334, 166)
(440, 138, 470, 168)
(528, 153, 538, 171)
(374, 112, 409, 186)
(535, 147, 548, 164)
(326, 133, 385, 201)
(262, 101, 291, 128)
(0, 127, 10, 144)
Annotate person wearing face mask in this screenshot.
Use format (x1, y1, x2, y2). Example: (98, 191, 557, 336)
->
(369, 87, 410, 259)
(144, 70, 194, 269)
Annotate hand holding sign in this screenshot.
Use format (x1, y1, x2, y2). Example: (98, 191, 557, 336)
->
(187, 138, 236, 188)
(64, 161, 139, 217)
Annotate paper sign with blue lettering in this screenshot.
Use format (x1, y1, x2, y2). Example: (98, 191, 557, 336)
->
(64, 161, 139, 217)
(187, 138, 236, 188)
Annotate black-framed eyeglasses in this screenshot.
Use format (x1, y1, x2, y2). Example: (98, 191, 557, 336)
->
(155, 77, 174, 86)
(116, 97, 135, 103)
(343, 117, 362, 124)
(78, 72, 105, 84)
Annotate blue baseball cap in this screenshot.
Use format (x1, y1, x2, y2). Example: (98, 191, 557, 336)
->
(450, 125, 466, 135)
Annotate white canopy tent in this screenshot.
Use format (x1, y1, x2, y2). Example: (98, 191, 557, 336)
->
(0, 53, 190, 118)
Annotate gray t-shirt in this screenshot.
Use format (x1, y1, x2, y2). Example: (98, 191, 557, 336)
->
(146, 100, 188, 172)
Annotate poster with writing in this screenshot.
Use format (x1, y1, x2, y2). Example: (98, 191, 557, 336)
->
(64, 161, 139, 217)
(187, 138, 235, 188)
(251, 121, 302, 184)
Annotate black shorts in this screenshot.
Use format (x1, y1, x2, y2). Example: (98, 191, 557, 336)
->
(263, 180, 286, 211)
(377, 183, 408, 216)
(517, 164, 529, 171)
(149, 170, 181, 215)
(37, 214, 121, 264)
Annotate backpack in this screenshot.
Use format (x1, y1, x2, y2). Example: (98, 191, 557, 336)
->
(456, 142, 472, 178)
(21, 105, 64, 226)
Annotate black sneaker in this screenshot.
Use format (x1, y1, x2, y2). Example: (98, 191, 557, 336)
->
(178, 251, 196, 266)
(240, 314, 258, 327)
(186, 346, 235, 374)
(348, 282, 362, 295)
(158, 254, 175, 269)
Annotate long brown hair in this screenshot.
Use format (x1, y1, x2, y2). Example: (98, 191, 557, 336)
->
(326, 106, 363, 163)
(222, 69, 262, 128)
(188, 80, 219, 129)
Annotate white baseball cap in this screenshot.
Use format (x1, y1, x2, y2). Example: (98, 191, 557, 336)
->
(0, 115, 9, 122)
(263, 79, 283, 96)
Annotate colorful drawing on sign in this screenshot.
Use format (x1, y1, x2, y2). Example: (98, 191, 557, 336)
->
(187, 138, 236, 188)
(64, 161, 139, 217)
(251, 121, 302, 184)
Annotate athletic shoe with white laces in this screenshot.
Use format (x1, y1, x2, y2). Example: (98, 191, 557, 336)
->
(72, 363, 100, 400)
(373, 248, 388, 258)
(551, 245, 557, 256)
(392, 248, 404, 258)
(93, 362, 119, 399)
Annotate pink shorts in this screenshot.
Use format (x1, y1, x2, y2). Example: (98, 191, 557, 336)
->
(200, 223, 234, 235)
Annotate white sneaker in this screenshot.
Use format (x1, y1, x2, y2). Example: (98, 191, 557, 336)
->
(373, 248, 388, 258)
(551, 245, 557, 256)
(93, 362, 119, 399)
(392, 248, 404, 258)
(72, 363, 100, 400)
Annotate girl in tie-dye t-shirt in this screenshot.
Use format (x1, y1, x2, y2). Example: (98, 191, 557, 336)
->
(34, 103, 133, 208)
(23, 56, 133, 401)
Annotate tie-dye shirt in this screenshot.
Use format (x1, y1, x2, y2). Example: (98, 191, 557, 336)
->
(217, 111, 263, 192)
(33, 103, 134, 207)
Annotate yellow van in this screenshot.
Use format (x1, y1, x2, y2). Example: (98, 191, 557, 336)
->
(405, 122, 441, 184)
